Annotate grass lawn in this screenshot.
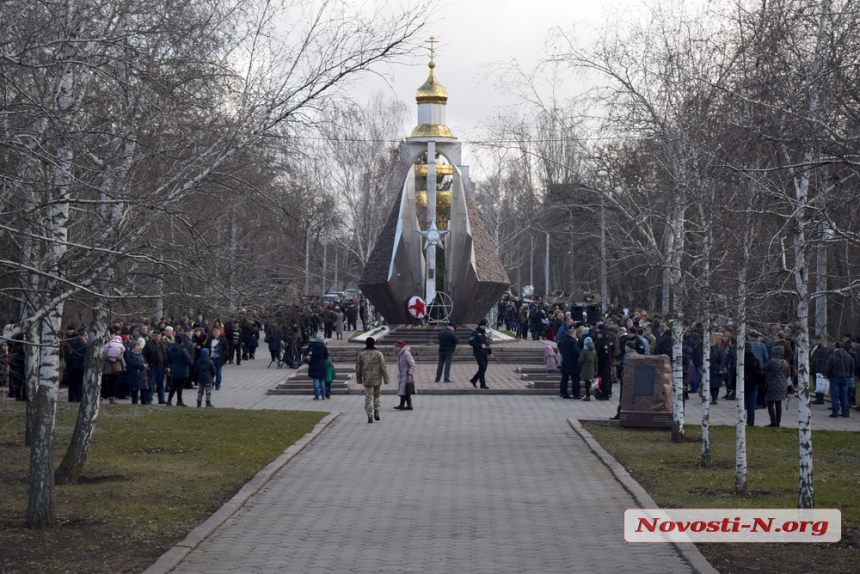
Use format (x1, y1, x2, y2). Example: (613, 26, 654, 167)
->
(0, 400, 325, 574)
(582, 421, 860, 574)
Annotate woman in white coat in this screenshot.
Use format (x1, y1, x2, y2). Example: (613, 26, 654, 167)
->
(393, 340, 416, 410)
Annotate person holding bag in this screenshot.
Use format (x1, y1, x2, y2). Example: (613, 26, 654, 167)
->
(394, 340, 417, 410)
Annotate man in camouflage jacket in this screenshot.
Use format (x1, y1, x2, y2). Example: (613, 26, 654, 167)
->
(355, 337, 389, 423)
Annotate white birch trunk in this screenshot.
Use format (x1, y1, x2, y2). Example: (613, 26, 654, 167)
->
(24, 323, 39, 446)
(662, 228, 673, 317)
(735, 219, 752, 494)
(26, 306, 64, 528)
(55, 308, 108, 485)
(793, 0, 833, 511)
(26, 88, 74, 525)
(735, 313, 748, 494)
(794, 153, 814, 508)
(701, 317, 711, 468)
(700, 201, 713, 468)
(671, 319, 685, 443)
(796, 223, 813, 508)
(669, 202, 686, 443)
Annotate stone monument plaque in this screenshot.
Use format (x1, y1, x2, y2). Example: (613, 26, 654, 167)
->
(619, 354, 673, 428)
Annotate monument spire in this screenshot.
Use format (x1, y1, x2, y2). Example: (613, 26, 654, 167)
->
(410, 36, 454, 139)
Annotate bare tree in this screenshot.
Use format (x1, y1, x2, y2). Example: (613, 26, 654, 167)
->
(0, 0, 430, 528)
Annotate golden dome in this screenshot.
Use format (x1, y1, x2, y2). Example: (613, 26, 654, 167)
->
(416, 62, 448, 105)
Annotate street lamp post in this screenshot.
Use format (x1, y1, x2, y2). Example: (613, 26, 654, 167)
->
(563, 222, 574, 294)
(545, 232, 550, 297)
(529, 235, 534, 289)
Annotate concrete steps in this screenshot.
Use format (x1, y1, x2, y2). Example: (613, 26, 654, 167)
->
(268, 365, 352, 395)
(518, 370, 596, 395)
(326, 345, 543, 364)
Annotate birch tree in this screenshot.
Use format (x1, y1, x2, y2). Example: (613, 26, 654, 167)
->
(0, 0, 430, 527)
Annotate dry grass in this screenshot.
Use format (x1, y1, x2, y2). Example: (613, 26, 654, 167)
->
(583, 421, 860, 574)
(0, 399, 325, 574)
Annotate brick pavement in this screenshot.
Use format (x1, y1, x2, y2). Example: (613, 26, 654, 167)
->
(157, 355, 697, 574)
(136, 339, 856, 573)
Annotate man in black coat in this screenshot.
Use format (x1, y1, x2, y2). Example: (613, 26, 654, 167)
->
(435, 323, 458, 383)
(66, 330, 88, 402)
(595, 328, 615, 399)
(558, 328, 581, 399)
(469, 320, 493, 389)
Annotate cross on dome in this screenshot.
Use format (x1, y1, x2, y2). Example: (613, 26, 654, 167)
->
(427, 36, 438, 66)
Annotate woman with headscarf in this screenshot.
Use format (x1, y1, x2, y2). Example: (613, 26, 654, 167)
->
(334, 307, 344, 340)
(305, 335, 329, 400)
(394, 340, 417, 410)
(578, 336, 598, 402)
(101, 333, 126, 405)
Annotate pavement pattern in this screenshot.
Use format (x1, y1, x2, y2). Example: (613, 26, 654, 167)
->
(135, 335, 855, 573)
(155, 350, 694, 574)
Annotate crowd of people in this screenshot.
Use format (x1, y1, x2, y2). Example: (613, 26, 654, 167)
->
(76, 314, 264, 408)
(3, 291, 857, 430)
(0, 294, 374, 405)
(494, 294, 860, 426)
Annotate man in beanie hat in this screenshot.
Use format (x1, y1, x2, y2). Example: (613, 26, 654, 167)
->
(469, 319, 493, 389)
(354, 337, 389, 423)
(435, 323, 458, 383)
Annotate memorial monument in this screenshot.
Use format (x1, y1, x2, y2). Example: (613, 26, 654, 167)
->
(619, 353, 674, 428)
(359, 38, 510, 324)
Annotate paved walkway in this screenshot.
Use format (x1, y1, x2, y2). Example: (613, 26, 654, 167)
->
(156, 354, 694, 574)
(123, 337, 855, 573)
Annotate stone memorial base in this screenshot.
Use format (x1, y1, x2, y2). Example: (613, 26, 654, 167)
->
(619, 354, 673, 429)
(619, 411, 673, 428)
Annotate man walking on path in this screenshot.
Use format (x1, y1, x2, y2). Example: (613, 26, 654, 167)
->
(469, 319, 493, 389)
(354, 337, 389, 423)
(435, 323, 458, 382)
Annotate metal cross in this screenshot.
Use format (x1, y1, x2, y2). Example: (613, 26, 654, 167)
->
(427, 36, 438, 62)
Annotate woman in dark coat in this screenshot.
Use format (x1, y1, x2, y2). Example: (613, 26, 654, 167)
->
(763, 345, 790, 427)
(124, 339, 150, 405)
(266, 325, 282, 363)
(166, 339, 192, 406)
(305, 335, 329, 400)
(743, 344, 764, 426)
(247, 322, 260, 359)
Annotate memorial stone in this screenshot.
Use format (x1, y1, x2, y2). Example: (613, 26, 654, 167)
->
(619, 353, 673, 428)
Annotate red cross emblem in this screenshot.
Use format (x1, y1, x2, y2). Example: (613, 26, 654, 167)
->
(407, 296, 426, 318)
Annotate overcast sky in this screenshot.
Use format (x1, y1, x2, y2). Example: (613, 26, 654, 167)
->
(351, 0, 620, 150)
